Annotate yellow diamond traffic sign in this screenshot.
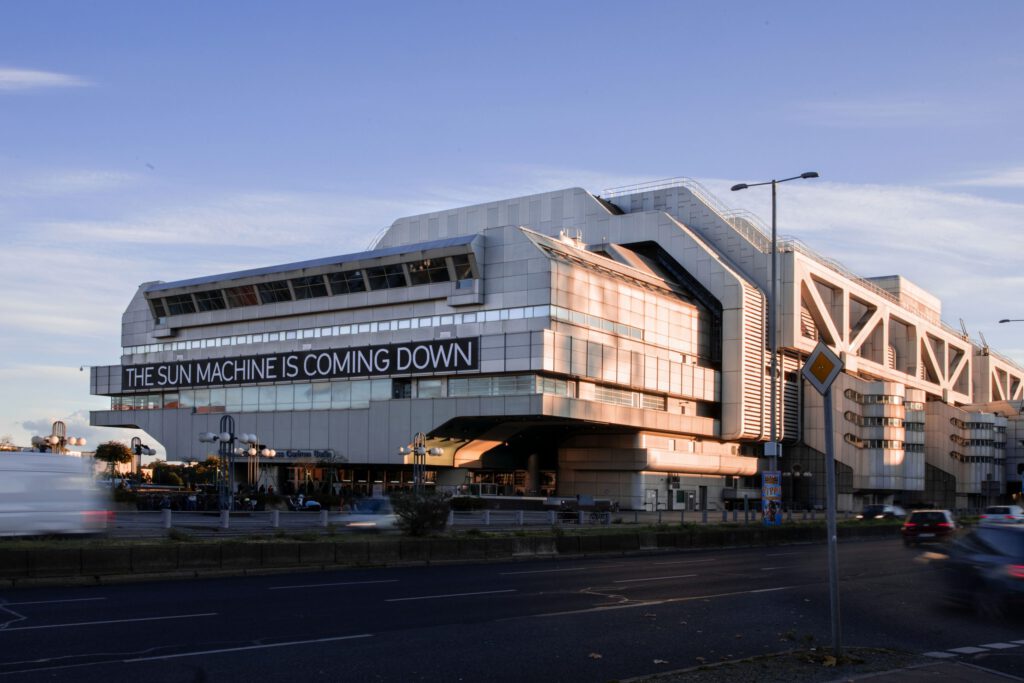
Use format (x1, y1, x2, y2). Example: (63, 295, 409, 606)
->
(803, 341, 844, 395)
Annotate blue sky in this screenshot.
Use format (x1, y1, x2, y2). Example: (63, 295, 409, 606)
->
(2, 1, 1023, 455)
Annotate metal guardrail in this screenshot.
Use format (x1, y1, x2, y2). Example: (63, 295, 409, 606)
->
(447, 510, 611, 528)
(104, 506, 1001, 540)
(108, 510, 392, 538)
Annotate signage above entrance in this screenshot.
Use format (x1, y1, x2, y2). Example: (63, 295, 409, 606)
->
(122, 338, 479, 390)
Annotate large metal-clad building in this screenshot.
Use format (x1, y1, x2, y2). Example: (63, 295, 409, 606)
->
(91, 179, 1024, 510)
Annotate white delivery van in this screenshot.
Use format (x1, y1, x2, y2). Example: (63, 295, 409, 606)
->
(0, 452, 112, 536)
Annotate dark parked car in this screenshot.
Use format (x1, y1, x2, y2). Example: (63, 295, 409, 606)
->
(935, 525, 1024, 617)
(901, 509, 957, 546)
(857, 504, 906, 521)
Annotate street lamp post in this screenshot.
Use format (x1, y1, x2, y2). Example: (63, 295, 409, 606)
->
(398, 432, 443, 494)
(731, 171, 819, 474)
(31, 420, 86, 455)
(129, 436, 156, 482)
(198, 415, 249, 511)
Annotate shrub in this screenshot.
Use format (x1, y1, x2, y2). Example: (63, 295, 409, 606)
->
(113, 487, 138, 504)
(449, 496, 488, 511)
(391, 491, 451, 537)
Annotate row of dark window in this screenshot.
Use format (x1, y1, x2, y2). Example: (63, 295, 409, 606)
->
(152, 254, 474, 318)
(843, 434, 904, 449)
(843, 389, 904, 405)
(949, 451, 1004, 464)
(843, 411, 905, 428)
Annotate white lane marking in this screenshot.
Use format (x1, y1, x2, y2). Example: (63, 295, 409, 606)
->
(125, 634, 373, 662)
(949, 646, 989, 654)
(385, 589, 516, 602)
(924, 651, 958, 658)
(614, 574, 697, 584)
(535, 585, 794, 617)
(499, 564, 626, 575)
(651, 559, 717, 566)
(270, 579, 398, 591)
(981, 642, 1019, 650)
(3, 598, 107, 607)
(1012, 640, 1024, 645)
(500, 567, 590, 576)
(0, 612, 217, 632)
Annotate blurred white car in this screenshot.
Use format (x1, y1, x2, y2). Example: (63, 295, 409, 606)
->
(0, 453, 112, 536)
(341, 497, 397, 531)
(979, 505, 1024, 525)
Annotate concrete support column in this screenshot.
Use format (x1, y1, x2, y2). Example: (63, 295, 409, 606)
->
(527, 452, 540, 495)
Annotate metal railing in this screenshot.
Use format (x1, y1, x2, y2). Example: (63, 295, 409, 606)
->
(447, 510, 611, 528)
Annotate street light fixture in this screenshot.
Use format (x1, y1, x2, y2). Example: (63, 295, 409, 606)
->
(129, 436, 156, 484)
(398, 432, 443, 494)
(31, 420, 85, 455)
(731, 171, 820, 474)
(198, 415, 249, 511)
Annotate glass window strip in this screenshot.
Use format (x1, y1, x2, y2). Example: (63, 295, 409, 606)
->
(123, 303, 643, 356)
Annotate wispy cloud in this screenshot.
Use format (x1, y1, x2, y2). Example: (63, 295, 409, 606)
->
(19, 410, 155, 454)
(792, 97, 986, 128)
(946, 166, 1024, 189)
(0, 67, 91, 91)
(0, 169, 139, 198)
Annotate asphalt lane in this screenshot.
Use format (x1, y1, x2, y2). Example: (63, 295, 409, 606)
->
(1, 538, 1022, 681)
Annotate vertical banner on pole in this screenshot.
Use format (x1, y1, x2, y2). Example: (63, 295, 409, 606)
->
(802, 341, 845, 660)
(762, 470, 782, 525)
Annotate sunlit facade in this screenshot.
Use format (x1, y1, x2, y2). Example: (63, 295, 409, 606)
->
(91, 180, 1024, 510)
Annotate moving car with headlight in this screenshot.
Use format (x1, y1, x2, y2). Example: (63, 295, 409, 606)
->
(341, 497, 397, 531)
(856, 504, 906, 521)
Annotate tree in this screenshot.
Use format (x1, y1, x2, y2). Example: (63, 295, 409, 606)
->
(0, 435, 15, 451)
(94, 441, 134, 479)
(152, 462, 185, 486)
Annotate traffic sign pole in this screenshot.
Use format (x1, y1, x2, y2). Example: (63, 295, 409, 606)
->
(823, 387, 841, 660)
(802, 341, 844, 660)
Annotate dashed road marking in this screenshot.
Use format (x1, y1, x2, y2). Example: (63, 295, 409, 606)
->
(949, 646, 991, 654)
(981, 642, 1019, 650)
(270, 579, 398, 591)
(614, 574, 697, 583)
(924, 651, 957, 658)
(386, 589, 516, 602)
(0, 613, 216, 632)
